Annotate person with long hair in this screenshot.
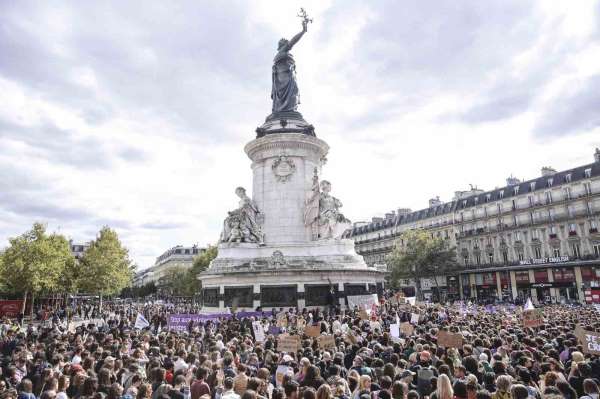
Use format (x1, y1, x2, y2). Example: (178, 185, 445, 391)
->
(582, 379, 600, 399)
(432, 374, 453, 399)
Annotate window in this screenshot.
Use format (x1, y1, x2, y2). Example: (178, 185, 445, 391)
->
(518, 252, 524, 261)
(569, 223, 577, 234)
(532, 229, 539, 239)
(568, 206, 575, 218)
(565, 173, 572, 183)
(463, 200, 467, 208)
(585, 168, 592, 178)
(545, 191, 553, 204)
(534, 247, 542, 258)
(512, 199, 517, 210)
(497, 203, 502, 214)
(503, 251, 509, 263)
(464, 256, 469, 266)
(514, 186, 520, 195)
(530, 182, 536, 192)
(499, 190, 504, 199)
(488, 253, 494, 263)
(553, 248, 561, 257)
(565, 187, 571, 200)
(474, 197, 479, 205)
(584, 182, 592, 195)
(591, 220, 598, 232)
(530, 212, 535, 223)
(486, 193, 491, 202)
(587, 201, 594, 215)
(547, 177, 554, 187)
(572, 243, 581, 258)
(515, 231, 521, 241)
(476, 254, 481, 265)
(528, 195, 534, 207)
(550, 225, 557, 235)
(594, 244, 600, 257)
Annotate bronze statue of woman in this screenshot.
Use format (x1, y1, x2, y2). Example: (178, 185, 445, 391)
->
(271, 14, 309, 114)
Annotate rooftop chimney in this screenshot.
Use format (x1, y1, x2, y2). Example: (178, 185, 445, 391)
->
(506, 175, 521, 186)
(428, 196, 442, 207)
(541, 166, 557, 177)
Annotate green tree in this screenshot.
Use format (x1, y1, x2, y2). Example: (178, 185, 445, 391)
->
(79, 227, 132, 304)
(387, 230, 459, 300)
(160, 266, 191, 296)
(186, 245, 218, 297)
(0, 223, 74, 317)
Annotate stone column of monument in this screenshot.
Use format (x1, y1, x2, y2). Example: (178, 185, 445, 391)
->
(199, 11, 385, 310)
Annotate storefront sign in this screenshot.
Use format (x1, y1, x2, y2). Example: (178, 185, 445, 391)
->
(519, 256, 569, 266)
(0, 300, 23, 318)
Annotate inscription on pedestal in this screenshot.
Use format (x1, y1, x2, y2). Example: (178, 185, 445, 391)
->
(224, 286, 253, 308)
(260, 285, 298, 307)
(344, 284, 368, 296)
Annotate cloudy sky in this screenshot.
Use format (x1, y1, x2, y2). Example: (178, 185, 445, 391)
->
(1, 1, 599, 269)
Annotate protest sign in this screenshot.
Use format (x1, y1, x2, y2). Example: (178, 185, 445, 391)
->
(522, 308, 544, 328)
(134, 313, 150, 330)
(410, 313, 420, 324)
(400, 322, 414, 336)
(318, 334, 336, 350)
(278, 334, 300, 353)
(296, 317, 306, 330)
(575, 325, 600, 355)
(390, 323, 400, 339)
(345, 331, 358, 345)
(252, 321, 265, 342)
(276, 312, 288, 327)
(359, 309, 370, 320)
(437, 330, 463, 348)
(304, 325, 320, 338)
(406, 297, 416, 306)
(275, 365, 293, 387)
(347, 294, 379, 309)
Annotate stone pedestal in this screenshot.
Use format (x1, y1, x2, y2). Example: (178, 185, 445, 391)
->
(200, 121, 385, 310)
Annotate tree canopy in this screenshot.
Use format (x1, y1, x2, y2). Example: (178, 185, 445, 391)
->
(0, 223, 74, 296)
(79, 227, 132, 296)
(387, 230, 459, 297)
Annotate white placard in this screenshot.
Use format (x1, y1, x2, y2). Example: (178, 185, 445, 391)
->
(252, 321, 265, 342)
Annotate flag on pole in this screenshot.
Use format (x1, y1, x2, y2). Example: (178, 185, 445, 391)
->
(134, 313, 150, 329)
(524, 298, 534, 310)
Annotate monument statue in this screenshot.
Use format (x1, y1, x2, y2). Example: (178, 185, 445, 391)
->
(271, 8, 312, 114)
(304, 168, 350, 239)
(221, 187, 265, 245)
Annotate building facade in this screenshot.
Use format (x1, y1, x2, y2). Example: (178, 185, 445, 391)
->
(346, 149, 600, 304)
(133, 245, 205, 287)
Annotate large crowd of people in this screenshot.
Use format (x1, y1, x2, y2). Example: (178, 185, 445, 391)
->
(0, 296, 599, 399)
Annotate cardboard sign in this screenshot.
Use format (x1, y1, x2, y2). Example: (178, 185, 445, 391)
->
(278, 334, 300, 353)
(276, 312, 288, 327)
(437, 330, 463, 348)
(252, 321, 265, 342)
(304, 325, 321, 338)
(400, 322, 414, 336)
(359, 309, 370, 320)
(345, 331, 358, 345)
(296, 317, 307, 330)
(522, 308, 544, 328)
(318, 334, 336, 350)
(575, 325, 600, 355)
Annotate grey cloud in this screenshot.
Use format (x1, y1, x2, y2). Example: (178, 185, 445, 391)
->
(458, 90, 534, 123)
(533, 74, 600, 137)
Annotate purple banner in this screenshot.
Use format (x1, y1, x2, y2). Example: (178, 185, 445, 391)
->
(167, 311, 267, 331)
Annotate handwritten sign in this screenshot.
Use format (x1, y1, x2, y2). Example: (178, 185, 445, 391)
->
(400, 322, 414, 336)
(276, 312, 288, 327)
(410, 313, 420, 324)
(318, 334, 336, 350)
(304, 325, 320, 338)
(347, 294, 379, 309)
(359, 309, 370, 320)
(390, 323, 400, 339)
(278, 334, 300, 353)
(345, 331, 358, 345)
(522, 309, 544, 328)
(437, 330, 463, 348)
(575, 325, 600, 355)
(252, 321, 265, 342)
